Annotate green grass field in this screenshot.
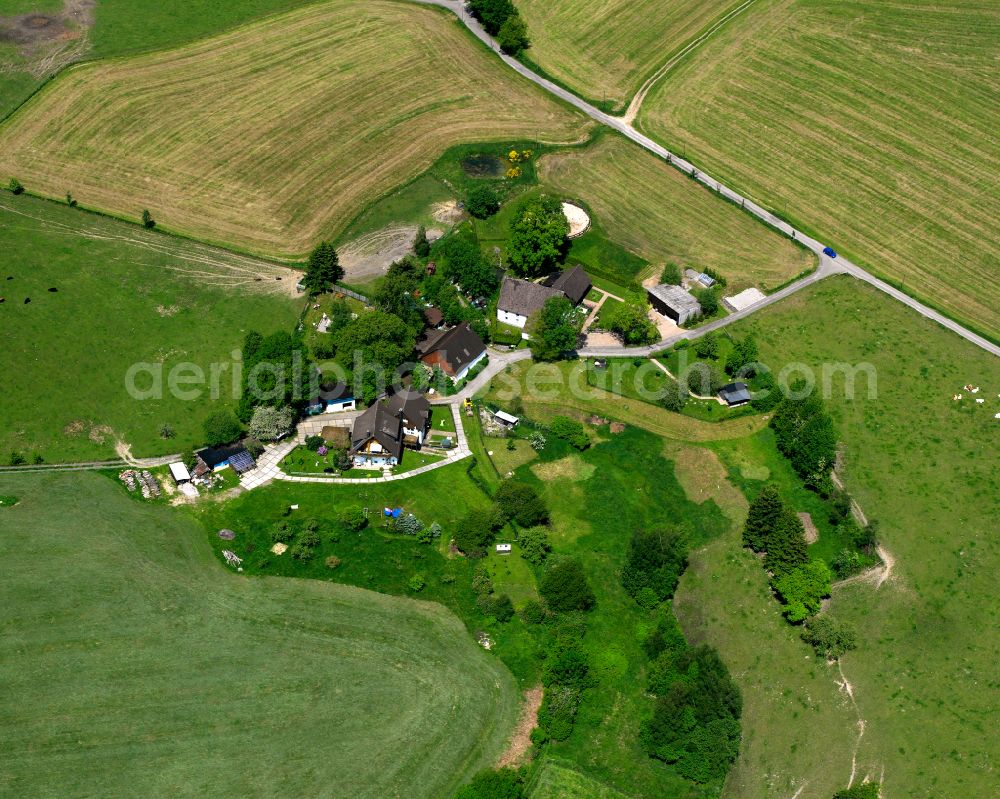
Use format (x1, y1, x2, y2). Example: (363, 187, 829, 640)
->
(0, 0, 588, 257)
(539, 135, 813, 292)
(0, 193, 299, 462)
(640, 0, 1000, 338)
(517, 0, 738, 110)
(719, 275, 1000, 797)
(0, 471, 518, 798)
(0, 0, 333, 121)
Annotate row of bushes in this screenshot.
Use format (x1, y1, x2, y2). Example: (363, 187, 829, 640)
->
(617, 528, 743, 782)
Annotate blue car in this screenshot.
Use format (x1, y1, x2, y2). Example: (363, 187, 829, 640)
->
(823, 246, 838, 258)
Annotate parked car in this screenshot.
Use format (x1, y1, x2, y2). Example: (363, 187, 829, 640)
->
(823, 246, 838, 258)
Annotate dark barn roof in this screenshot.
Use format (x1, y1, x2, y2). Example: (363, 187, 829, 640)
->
(719, 382, 752, 406)
(424, 306, 444, 328)
(196, 444, 254, 471)
(544, 265, 592, 305)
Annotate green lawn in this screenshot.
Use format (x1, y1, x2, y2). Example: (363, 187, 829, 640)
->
(484, 545, 539, 609)
(429, 405, 457, 433)
(528, 758, 632, 798)
(0, 470, 518, 798)
(677, 275, 1000, 798)
(505, 424, 731, 798)
(0, 194, 299, 462)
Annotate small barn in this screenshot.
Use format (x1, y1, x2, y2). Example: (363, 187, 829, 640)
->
(719, 382, 752, 407)
(494, 410, 519, 427)
(647, 284, 702, 324)
(168, 462, 191, 484)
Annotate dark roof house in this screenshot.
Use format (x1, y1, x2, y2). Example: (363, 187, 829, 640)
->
(385, 388, 431, 432)
(418, 323, 487, 378)
(719, 382, 752, 407)
(350, 403, 403, 461)
(543, 265, 592, 305)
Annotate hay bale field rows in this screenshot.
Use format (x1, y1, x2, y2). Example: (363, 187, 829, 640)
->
(639, 0, 1000, 337)
(538, 136, 813, 291)
(0, 471, 518, 798)
(0, 0, 589, 258)
(517, 0, 738, 110)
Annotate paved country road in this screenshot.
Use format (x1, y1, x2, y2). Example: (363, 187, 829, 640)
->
(414, 0, 999, 359)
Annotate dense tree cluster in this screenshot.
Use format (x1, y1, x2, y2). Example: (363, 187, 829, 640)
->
(332, 309, 416, 404)
(527, 296, 581, 361)
(466, 184, 501, 219)
(642, 644, 742, 782)
(547, 415, 588, 449)
(302, 241, 343, 295)
(725, 334, 758, 377)
(800, 614, 857, 659)
(771, 390, 837, 492)
(604, 301, 658, 345)
(506, 196, 569, 277)
(432, 234, 499, 299)
(773, 558, 832, 623)
(468, 0, 530, 54)
(621, 529, 688, 606)
(539, 557, 595, 612)
(202, 409, 242, 447)
(743, 486, 808, 578)
(493, 479, 549, 527)
(238, 329, 312, 420)
(454, 767, 526, 799)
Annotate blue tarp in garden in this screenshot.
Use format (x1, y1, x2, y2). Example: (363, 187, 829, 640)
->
(383, 507, 403, 518)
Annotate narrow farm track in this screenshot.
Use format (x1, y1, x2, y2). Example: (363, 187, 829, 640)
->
(415, 0, 1000, 358)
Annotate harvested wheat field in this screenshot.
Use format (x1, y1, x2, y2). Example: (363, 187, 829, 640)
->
(517, 0, 738, 110)
(0, 0, 588, 257)
(640, 0, 1000, 337)
(539, 136, 812, 290)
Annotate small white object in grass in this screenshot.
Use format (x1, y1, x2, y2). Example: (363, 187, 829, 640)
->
(995, 413, 1000, 419)
(488, 450, 493, 456)
(290, 504, 299, 510)
(977, 398, 985, 404)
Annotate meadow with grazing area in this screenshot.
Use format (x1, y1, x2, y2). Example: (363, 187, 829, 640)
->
(517, 0, 737, 110)
(0, 0, 588, 257)
(0, 471, 518, 798)
(640, 0, 1000, 337)
(675, 275, 1000, 797)
(0, 193, 299, 462)
(538, 136, 813, 292)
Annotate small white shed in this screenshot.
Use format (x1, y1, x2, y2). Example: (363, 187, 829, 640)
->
(496, 543, 512, 554)
(168, 462, 191, 484)
(494, 411, 519, 427)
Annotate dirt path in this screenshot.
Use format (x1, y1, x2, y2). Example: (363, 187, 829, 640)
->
(496, 686, 542, 768)
(620, 0, 760, 124)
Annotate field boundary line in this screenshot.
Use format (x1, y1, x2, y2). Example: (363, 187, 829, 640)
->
(620, 0, 760, 124)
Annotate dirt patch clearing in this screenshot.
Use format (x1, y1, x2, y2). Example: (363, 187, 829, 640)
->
(432, 200, 464, 225)
(496, 686, 542, 768)
(798, 512, 818, 544)
(562, 201, 590, 238)
(338, 225, 420, 281)
(0, 0, 94, 78)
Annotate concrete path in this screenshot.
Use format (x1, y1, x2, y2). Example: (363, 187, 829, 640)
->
(414, 0, 999, 358)
(649, 357, 726, 403)
(240, 406, 472, 490)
